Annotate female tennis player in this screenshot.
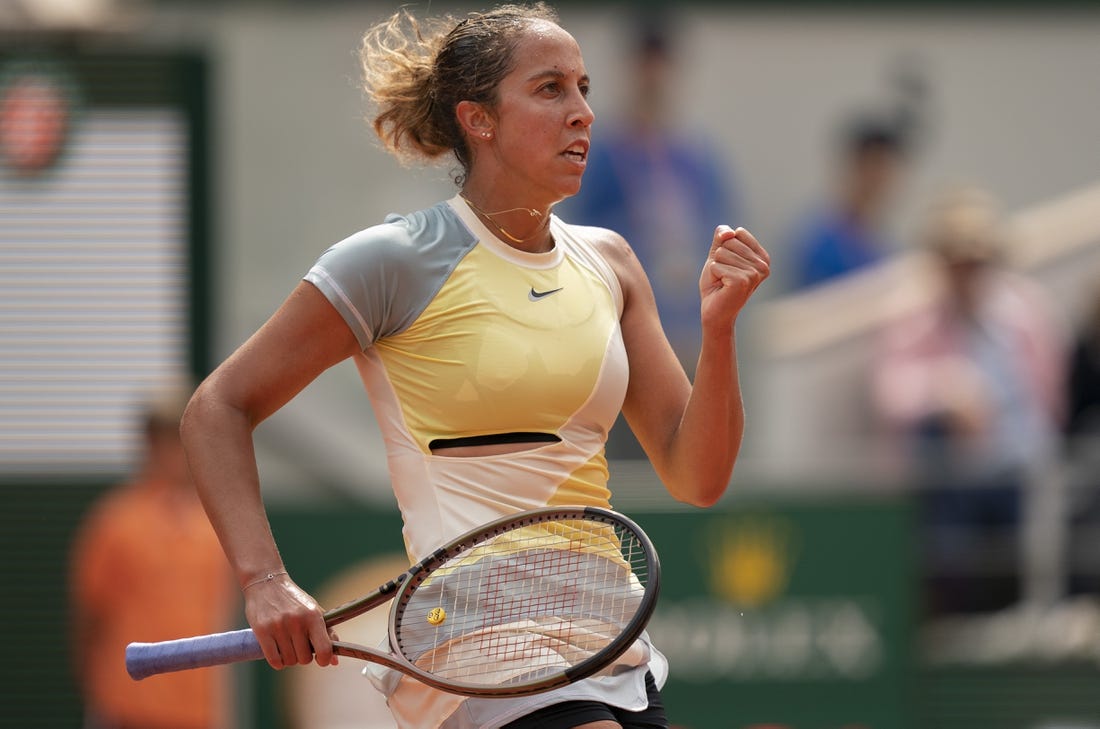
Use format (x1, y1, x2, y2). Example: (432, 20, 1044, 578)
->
(180, 3, 769, 728)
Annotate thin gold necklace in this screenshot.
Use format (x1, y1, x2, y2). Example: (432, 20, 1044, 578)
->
(460, 194, 549, 247)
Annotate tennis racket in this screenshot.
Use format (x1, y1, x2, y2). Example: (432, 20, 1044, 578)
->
(126, 505, 660, 698)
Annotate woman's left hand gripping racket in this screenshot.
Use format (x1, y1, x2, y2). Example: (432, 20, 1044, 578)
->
(126, 506, 660, 697)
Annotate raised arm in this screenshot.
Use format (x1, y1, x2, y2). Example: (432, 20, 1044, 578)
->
(614, 225, 770, 506)
(181, 281, 361, 669)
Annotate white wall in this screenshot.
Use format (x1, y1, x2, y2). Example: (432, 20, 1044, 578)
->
(144, 2, 1100, 502)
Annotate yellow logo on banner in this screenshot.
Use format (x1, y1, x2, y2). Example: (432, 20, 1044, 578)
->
(707, 515, 795, 608)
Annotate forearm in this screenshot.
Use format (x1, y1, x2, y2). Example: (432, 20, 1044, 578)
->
(660, 322, 744, 507)
(181, 389, 284, 587)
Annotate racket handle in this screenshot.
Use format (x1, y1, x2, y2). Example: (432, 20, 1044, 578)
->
(126, 628, 263, 680)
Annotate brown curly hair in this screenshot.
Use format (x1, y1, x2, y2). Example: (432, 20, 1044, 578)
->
(359, 3, 559, 183)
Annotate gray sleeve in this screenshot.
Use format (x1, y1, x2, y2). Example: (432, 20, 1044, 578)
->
(303, 205, 477, 350)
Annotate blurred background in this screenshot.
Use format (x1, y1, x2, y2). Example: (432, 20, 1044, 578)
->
(2, 0, 1099, 727)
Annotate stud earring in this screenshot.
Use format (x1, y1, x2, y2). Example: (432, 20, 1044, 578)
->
(482, 131, 492, 139)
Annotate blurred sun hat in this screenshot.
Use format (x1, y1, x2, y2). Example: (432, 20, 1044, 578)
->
(924, 186, 1006, 264)
(142, 377, 195, 429)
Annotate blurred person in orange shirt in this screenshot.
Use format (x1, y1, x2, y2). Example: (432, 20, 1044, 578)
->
(69, 387, 237, 729)
(871, 187, 1067, 616)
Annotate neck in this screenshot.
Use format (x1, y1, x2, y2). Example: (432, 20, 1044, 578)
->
(460, 193, 554, 253)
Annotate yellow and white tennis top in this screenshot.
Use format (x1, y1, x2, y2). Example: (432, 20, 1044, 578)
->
(304, 196, 666, 729)
(306, 196, 628, 561)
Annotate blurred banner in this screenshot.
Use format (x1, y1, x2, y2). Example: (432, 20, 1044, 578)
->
(635, 500, 916, 729)
(0, 46, 208, 728)
(263, 497, 917, 729)
(262, 498, 1100, 729)
(0, 48, 208, 480)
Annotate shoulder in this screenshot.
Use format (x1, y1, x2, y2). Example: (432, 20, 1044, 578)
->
(555, 218, 646, 306)
(989, 270, 1068, 337)
(309, 202, 477, 302)
(73, 484, 140, 544)
(306, 201, 477, 346)
(995, 270, 1055, 309)
(319, 201, 464, 265)
(794, 210, 843, 247)
(878, 305, 942, 352)
(556, 219, 637, 275)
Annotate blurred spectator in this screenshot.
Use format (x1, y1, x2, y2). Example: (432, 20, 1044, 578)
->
(562, 15, 739, 372)
(1066, 279, 1100, 439)
(1065, 279, 1100, 594)
(871, 187, 1067, 616)
(69, 385, 237, 729)
(788, 115, 910, 290)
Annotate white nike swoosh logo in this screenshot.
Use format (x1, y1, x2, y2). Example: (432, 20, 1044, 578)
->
(528, 287, 564, 301)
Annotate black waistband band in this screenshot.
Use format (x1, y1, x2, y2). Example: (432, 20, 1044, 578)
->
(429, 432, 561, 450)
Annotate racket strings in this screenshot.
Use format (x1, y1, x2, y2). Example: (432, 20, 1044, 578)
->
(394, 518, 650, 687)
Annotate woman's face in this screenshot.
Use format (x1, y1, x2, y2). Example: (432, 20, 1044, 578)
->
(483, 22, 594, 204)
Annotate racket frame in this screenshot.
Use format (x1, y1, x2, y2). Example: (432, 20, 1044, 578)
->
(126, 505, 660, 698)
(374, 505, 661, 697)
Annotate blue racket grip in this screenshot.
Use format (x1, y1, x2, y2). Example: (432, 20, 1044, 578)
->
(126, 628, 264, 680)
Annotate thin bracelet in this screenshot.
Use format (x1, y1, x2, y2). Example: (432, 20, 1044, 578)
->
(243, 570, 288, 590)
